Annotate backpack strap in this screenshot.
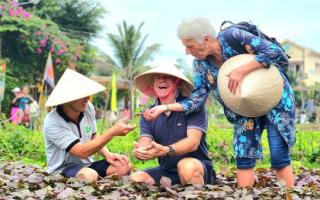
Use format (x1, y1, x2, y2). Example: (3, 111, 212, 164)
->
(220, 21, 247, 54)
(219, 27, 247, 56)
(221, 24, 291, 82)
(221, 20, 290, 59)
(220, 20, 234, 31)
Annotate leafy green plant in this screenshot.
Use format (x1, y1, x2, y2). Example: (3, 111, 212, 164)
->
(1, 117, 320, 171)
(0, 123, 46, 166)
(1, 161, 320, 199)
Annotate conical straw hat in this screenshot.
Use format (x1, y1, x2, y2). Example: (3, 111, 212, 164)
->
(45, 69, 106, 107)
(134, 64, 194, 98)
(217, 54, 283, 117)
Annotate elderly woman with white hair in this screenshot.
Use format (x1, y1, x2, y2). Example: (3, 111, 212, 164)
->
(144, 18, 296, 188)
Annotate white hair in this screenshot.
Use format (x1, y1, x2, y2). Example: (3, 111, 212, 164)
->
(177, 17, 216, 42)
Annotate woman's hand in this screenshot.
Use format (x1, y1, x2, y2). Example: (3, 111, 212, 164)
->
(143, 105, 167, 121)
(226, 67, 246, 94)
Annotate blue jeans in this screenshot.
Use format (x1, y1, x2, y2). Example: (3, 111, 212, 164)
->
(236, 117, 291, 169)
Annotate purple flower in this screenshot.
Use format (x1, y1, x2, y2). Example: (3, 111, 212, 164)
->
(16, 7, 23, 16)
(10, 1, 18, 7)
(57, 49, 64, 55)
(23, 11, 30, 19)
(36, 48, 42, 54)
(8, 0, 18, 7)
(54, 58, 61, 63)
(39, 39, 46, 47)
(60, 42, 66, 49)
(8, 8, 15, 16)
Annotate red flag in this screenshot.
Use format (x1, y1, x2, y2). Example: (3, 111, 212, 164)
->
(43, 52, 55, 88)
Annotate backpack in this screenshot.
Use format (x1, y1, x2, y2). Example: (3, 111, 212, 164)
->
(220, 21, 290, 59)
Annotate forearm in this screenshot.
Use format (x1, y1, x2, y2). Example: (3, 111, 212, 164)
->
(92, 134, 110, 157)
(166, 130, 202, 156)
(157, 137, 200, 157)
(72, 128, 117, 159)
(138, 136, 153, 147)
(99, 146, 110, 157)
(170, 138, 199, 156)
(167, 103, 184, 112)
(12, 97, 18, 104)
(240, 59, 264, 76)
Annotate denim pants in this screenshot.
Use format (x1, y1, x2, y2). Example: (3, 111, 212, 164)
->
(235, 116, 291, 169)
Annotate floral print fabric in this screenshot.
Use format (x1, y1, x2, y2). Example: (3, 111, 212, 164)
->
(180, 27, 296, 159)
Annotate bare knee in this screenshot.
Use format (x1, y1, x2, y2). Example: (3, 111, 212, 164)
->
(130, 171, 155, 185)
(177, 158, 204, 185)
(76, 167, 99, 182)
(106, 160, 131, 177)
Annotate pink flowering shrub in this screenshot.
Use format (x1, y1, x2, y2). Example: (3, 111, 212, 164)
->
(32, 29, 69, 64)
(0, 0, 82, 66)
(0, 0, 31, 19)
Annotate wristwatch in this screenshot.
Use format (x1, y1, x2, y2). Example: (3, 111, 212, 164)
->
(166, 145, 175, 156)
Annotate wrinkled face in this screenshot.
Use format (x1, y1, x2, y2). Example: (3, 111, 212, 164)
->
(153, 74, 178, 99)
(182, 39, 208, 60)
(68, 96, 90, 113)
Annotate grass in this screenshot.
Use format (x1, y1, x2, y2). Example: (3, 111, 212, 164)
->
(0, 117, 319, 173)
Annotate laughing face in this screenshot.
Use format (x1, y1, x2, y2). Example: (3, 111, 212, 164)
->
(153, 74, 179, 100)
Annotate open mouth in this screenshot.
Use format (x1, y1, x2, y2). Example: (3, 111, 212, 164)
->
(158, 86, 168, 89)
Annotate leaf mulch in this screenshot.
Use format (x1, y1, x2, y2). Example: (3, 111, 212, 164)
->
(0, 162, 319, 199)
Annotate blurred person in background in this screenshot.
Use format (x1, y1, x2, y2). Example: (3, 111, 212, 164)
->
(10, 87, 22, 124)
(16, 86, 33, 126)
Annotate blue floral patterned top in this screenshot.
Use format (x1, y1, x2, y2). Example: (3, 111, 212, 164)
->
(179, 28, 296, 152)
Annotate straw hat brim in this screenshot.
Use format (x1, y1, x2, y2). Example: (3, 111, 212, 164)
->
(217, 54, 283, 117)
(45, 69, 106, 107)
(134, 65, 194, 98)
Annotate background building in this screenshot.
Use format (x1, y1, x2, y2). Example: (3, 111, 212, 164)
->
(282, 39, 320, 86)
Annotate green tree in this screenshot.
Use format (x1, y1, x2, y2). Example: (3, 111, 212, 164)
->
(107, 21, 161, 116)
(29, 0, 105, 40)
(0, 1, 99, 115)
(28, 0, 106, 77)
